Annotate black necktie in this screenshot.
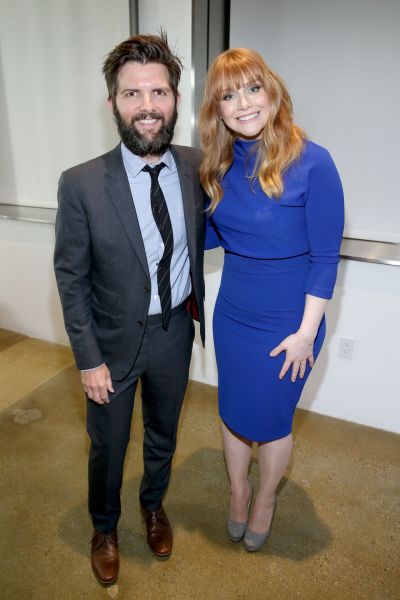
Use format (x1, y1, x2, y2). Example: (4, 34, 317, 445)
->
(143, 163, 174, 331)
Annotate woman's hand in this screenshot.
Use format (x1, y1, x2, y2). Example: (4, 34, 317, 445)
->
(269, 331, 315, 382)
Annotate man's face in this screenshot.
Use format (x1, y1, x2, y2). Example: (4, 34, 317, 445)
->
(109, 61, 180, 161)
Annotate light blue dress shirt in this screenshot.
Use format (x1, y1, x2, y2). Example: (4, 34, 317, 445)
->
(121, 142, 191, 315)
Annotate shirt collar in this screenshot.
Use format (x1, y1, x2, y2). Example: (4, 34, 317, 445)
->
(121, 142, 175, 179)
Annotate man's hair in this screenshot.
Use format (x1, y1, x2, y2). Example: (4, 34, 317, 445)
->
(103, 31, 183, 101)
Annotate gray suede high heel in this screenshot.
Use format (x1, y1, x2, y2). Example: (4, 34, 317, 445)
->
(227, 478, 253, 542)
(244, 494, 277, 552)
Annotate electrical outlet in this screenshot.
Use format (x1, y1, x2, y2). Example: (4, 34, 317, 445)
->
(339, 337, 355, 359)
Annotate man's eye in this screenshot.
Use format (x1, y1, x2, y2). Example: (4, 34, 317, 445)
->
(154, 90, 167, 96)
(125, 91, 137, 97)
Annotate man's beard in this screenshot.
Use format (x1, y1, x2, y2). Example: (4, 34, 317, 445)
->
(113, 105, 178, 157)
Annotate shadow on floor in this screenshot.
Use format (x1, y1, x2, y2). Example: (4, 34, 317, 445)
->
(1, 356, 399, 599)
(59, 454, 332, 564)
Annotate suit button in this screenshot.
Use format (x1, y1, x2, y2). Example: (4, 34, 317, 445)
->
(137, 320, 144, 327)
(144, 285, 150, 293)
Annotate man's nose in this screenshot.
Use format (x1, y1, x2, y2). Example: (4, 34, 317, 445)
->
(140, 92, 155, 111)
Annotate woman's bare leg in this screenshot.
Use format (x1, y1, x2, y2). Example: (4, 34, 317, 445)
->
(221, 421, 253, 522)
(248, 433, 293, 532)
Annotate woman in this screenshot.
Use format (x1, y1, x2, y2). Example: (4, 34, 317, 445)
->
(199, 48, 344, 551)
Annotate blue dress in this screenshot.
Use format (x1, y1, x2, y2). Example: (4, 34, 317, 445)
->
(206, 139, 344, 442)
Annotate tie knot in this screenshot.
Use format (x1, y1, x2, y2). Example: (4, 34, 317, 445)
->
(142, 162, 166, 179)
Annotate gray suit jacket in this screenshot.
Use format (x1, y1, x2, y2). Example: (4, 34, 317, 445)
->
(54, 143, 206, 380)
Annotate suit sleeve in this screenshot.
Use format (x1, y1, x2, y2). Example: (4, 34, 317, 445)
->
(205, 211, 222, 250)
(304, 149, 344, 299)
(54, 172, 104, 369)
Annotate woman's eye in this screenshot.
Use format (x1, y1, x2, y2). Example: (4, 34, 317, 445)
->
(222, 93, 233, 101)
(249, 85, 261, 93)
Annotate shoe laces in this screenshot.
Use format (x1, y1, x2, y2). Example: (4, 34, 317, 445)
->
(150, 510, 169, 525)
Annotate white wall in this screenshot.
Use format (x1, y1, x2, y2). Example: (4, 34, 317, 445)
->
(0, 0, 130, 208)
(230, 0, 400, 243)
(1, 1, 399, 436)
(0, 0, 193, 346)
(0, 0, 193, 342)
(0, 0, 191, 211)
(138, 0, 192, 146)
(190, 0, 400, 433)
(190, 253, 400, 435)
(299, 259, 400, 431)
(0, 219, 68, 344)
(1, 216, 398, 435)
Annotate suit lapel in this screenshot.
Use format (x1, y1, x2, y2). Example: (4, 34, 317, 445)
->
(103, 145, 150, 279)
(170, 145, 197, 268)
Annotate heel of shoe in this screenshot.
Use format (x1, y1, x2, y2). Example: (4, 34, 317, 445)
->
(227, 478, 253, 542)
(227, 517, 246, 542)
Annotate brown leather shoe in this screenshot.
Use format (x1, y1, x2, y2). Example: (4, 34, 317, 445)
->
(90, 530, 119, 585)
(140, 505, 173, 557)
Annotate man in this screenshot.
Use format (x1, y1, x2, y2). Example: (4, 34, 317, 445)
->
(54, 33, 205, 585)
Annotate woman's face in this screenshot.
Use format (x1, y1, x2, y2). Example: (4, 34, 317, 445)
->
(218, 80, 271, 140)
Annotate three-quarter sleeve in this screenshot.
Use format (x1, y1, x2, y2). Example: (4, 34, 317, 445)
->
(304, 148, 344, 299)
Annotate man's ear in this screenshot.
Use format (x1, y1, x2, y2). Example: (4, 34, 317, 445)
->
(107, 98, 114, 113)
(176, 93, 181, 108)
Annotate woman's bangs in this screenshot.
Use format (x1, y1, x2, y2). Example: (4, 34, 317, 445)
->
(214, 60, 263, 101)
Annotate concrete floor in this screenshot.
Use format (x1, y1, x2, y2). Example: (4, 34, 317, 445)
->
(0, 328, 399, 600)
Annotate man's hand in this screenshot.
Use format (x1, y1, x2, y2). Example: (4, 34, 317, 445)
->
(81, 364, 114, 405)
